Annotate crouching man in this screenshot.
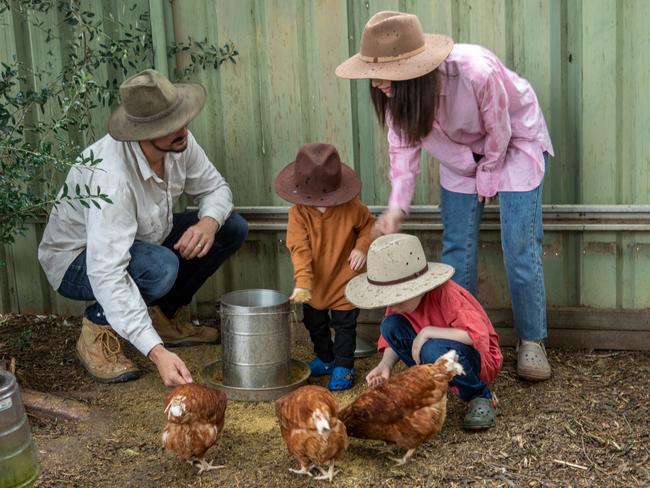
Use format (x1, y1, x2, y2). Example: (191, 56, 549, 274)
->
(38, 69, 248, 387)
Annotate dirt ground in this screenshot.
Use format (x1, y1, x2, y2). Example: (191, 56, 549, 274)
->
(1, 313, 649, 488)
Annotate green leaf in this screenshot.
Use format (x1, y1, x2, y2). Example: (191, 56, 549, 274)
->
(0, 5, 238, 245)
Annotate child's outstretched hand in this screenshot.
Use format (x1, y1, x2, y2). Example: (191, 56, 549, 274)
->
(366, 362, 391, 387)
(290, 288, 312, 303)
(348, 249, 367, 271)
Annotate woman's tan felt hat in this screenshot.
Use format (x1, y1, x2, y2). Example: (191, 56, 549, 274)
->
(335, 11, 453, 81)
(345, 233, 454, 309)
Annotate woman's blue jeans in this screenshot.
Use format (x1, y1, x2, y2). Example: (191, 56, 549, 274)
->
(57, 211, 248, 323)
(380, 314, 491, 401)
(439, 156, 548, 341)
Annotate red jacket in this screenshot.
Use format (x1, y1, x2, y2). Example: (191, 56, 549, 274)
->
(377, 280, 503, 383)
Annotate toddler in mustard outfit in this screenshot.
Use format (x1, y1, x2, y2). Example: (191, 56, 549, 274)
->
(274, 143, 375, 390)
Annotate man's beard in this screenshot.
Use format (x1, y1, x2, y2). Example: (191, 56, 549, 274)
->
(151, 136, 188, 153)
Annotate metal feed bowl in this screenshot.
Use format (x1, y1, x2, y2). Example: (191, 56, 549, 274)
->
(354, 335, 376, 358)
(219, 289, 292, 389)
(202, 359, 310, 402)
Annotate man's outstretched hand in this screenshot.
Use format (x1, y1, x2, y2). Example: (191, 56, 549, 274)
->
(148, 344, 193, 387)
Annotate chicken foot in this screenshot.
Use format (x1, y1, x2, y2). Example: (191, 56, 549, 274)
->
(314, 461, 339, 482)
(188, 457, 225, 474)
(289, 464, 315, 477)
(368, 442, 397, 456)
(389, 448, 416, 466)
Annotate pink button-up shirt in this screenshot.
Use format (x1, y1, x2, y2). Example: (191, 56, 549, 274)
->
(387, 44, 554, 210)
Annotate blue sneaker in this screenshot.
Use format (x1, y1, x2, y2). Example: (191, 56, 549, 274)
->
(309, 357, 334, 377)
(327, 366, 355, 391)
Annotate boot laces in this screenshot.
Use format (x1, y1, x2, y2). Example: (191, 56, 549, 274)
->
(95, 327, 122, 363)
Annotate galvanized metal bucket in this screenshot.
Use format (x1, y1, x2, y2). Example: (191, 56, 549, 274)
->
(0, 370, 41, 488)
(220, 289, 291, 389)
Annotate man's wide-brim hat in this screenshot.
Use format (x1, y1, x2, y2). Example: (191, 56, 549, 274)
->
(108, 69, 206, 141)
(335, 11, 454, 81)
(274, 143, 361, 207)
(345, 233, 454, 309)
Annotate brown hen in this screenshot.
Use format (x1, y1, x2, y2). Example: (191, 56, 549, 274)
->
(162, 383, 227, 474)
(340, 349, 464, 465)
(275, 385, 348, 481)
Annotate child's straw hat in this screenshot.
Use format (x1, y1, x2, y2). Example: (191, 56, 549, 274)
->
(345, 233, 454, 309)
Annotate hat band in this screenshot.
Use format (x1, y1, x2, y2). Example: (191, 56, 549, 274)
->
(367, 263, 429, 286)
(125, 93, 183, 123)
(359, 44, 426, 64)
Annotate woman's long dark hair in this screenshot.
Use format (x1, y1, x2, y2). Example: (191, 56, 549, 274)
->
(370, 70, 437, 145)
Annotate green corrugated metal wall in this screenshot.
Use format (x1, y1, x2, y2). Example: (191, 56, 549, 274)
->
(1, 1, 650, 345)
(0, 0, 155, 315)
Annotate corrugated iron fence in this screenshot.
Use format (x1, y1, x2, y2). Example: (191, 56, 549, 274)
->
(1, 1, 649, 348)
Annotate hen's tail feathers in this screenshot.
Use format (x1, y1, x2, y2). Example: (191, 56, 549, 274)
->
(437, 349, 465, 380)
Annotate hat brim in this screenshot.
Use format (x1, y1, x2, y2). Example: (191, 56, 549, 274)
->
(335, 34, 453, 81)
(345, 262, 454, 309)
(108, 83, 207, 141)
(274, 161, 361, 207)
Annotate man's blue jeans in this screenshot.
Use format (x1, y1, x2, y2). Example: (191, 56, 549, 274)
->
(57, 211, 248, 324)
(439, 155, 548, 341)
(380, 314, 492, 401)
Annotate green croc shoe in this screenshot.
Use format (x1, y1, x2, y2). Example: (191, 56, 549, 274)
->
(463, 397, 497, 431)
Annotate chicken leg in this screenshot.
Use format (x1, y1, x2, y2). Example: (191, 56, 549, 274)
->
(389, 448, 416, 466)
(189, 457, 225, 474)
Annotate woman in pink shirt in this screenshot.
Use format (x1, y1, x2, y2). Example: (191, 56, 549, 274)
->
(337, 11, 553, 381)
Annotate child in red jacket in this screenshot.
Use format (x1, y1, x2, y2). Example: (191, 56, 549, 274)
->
(346, 233, 502, 430)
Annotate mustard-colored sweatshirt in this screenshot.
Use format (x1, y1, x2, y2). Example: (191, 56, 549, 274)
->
(286, 197, 375, 310)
